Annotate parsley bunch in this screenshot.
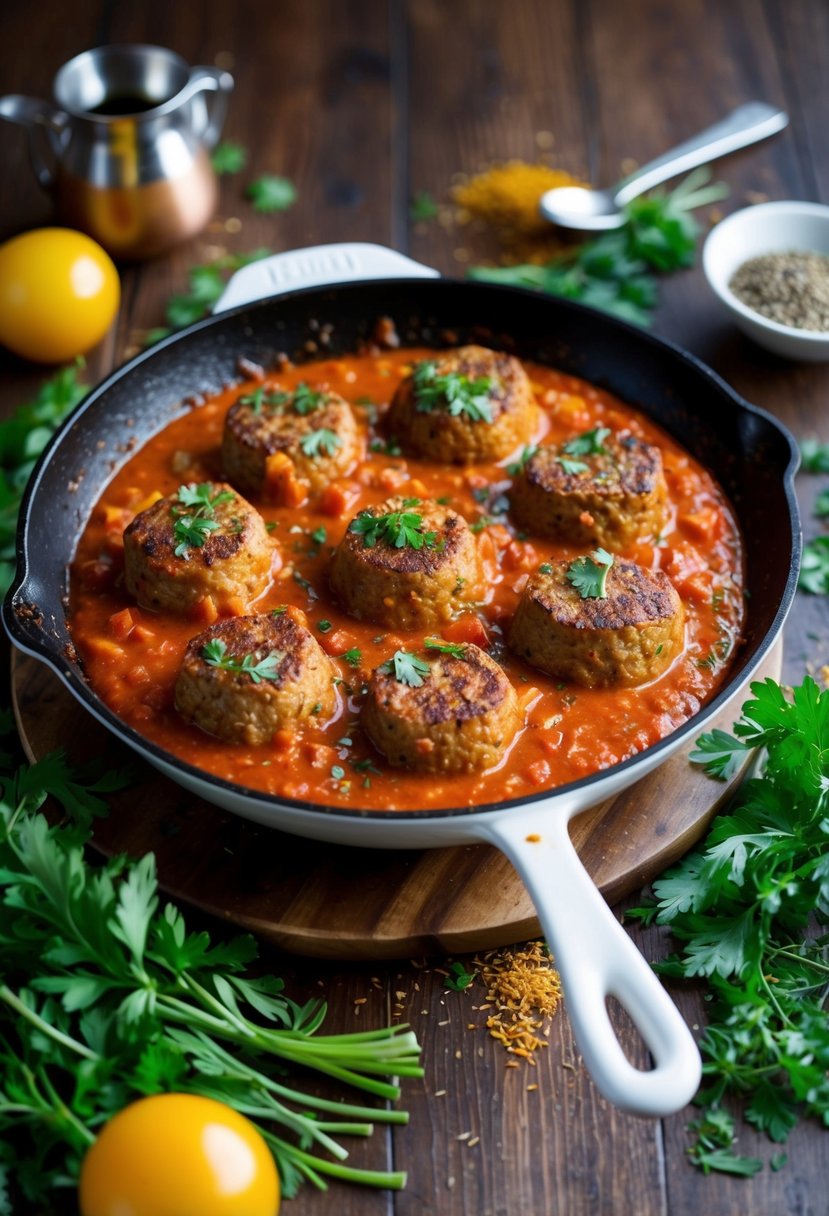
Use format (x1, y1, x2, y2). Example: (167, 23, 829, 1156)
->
(468, 168, 728, 326)
(0, 363, 87, 596)
(0, 748, 421, 1208)
(412, 360, 495, 423)
(350, 499, 438, 551)
(629, 676, 829, 1175)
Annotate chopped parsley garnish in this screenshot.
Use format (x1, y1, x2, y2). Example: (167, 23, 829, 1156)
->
(409, 189, 439, 222)
(379, 649, 431, 687)
(799, 437, 829, 473)
(469, 516, 494, 534)
(331, 765, 346, 781)
(799, 536, 829, 594)
(201, 638, 284, 683)
(349, 500, 438, 550)
(311, 525, 328, 545)
(299, 428, 342, 459)
(291, 382, 325, 415)
(538, 563, 553, 575)
(342, 647, 362, 668)
(562, 425, 611, 457)
(412, 360, 494, 423)
(370, 437, 403, 456)
(352, 757, 382, 775)
(245, 174, 297, 213)
(239, 386, 289, 413)
(424, 637, 467, 658)
(317, 620, 332, 633)
(566, 548, 614, 598)
(241, 381, 323, 416)
(210, 140, 247, 175)
(507, 444, 538, 476)
(556, 455, 589, 475)
(171, 483, 235, 558)
(444, 961, 475, 992)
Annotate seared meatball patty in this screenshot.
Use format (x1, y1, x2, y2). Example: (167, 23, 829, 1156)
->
(175, 612, 336, 745)
(222, 385, 359, 499)
(329, 496, 484, 630)
(386, 345, 538, 463)
(363, 643, 521, 773)
(509, 558, 684, 688)
(510, 430, 667, 548)
(123, 482, 273, 614)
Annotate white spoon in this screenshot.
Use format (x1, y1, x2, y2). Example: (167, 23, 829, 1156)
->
(539, 101, 788, 231)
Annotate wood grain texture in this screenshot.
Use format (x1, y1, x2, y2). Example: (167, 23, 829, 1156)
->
(13, 643, 781, 959)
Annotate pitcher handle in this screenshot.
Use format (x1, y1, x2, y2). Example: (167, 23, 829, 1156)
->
(178, 67, 234, 150)
(0, 95, 67, 189)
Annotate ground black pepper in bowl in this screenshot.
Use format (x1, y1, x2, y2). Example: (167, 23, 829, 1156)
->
(729, 251, 829, 331)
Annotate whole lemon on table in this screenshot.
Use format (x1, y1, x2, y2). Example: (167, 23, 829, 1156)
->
(78, 1092, 281, 1216)
(0, 227, 119, 363)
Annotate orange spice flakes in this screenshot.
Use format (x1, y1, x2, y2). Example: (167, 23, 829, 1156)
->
(474, 939, 562, 1064)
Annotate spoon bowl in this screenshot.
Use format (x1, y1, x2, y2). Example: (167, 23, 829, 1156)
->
(539, 102, 788, 231)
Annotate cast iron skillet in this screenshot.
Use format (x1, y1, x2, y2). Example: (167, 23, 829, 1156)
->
(3, 244, 800, 1119)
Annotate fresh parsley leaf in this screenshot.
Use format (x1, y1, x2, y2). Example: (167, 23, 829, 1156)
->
(201, 638, 284, 683)
(444, 961, 475, 992)
(566, 548, 613, 598)
(210, 140, 247, 175)
(311, 526, 327, 545)
(507, 444, 538, 476)
(171, 483, 235, 558)
(380, 649, 431, 687)
(162, 250, 272, 330)
(291, 383, 324, 415)
(799, 438, 829, 473)
(689, 728, 752, 780)
(798, 536, 829, 593)
(557, 456, 589, 475)
(342, 647, 362, 668)
(814, 487, 829, 518)
(299, 428, 342, 459)
(350, 503, 438, 551)
(317, 620, 332, 633)
(424, 638, 467, 658)
(412, 360, 494, 423)
(562, 426, 611, 457)
(409, 189, 439, 221)
(245, 174, 297, 213)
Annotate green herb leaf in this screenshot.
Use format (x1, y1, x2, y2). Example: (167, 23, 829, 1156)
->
(566, 548, 613, 598)
(507, 444, 538, 476)
(814, 487, 829, 518)
(424, 638, 467, 658)
(412, 360, 494, 423)
(799, 438, 829, 473)
(299, 428, 342, 459)
(350, 503, 438, 551)
(798, 536, 829, 593)
(171, 483, 235, 558)
(409, 190, 439, 222)
(211, 140, 248, 175)
(562, 426, 611, 457)
(689, 728, 752, 780)
(245, 174, 297, 213)
(444, 961, 475, 992)
(379, 649, 431, 687)
(201, 638, 284, 683)
(342, 648, 362, 668)
(557, 456, 589, 475)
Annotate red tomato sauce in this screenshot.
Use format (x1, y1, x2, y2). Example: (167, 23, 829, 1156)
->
(68, 349, 745, 811)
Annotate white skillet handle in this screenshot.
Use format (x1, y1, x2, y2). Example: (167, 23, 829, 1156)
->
(480, 809, 701, 1116)
(214, 241, 439, 312)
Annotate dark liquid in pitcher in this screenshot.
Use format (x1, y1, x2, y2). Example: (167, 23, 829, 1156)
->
(88, 95, 160, 116)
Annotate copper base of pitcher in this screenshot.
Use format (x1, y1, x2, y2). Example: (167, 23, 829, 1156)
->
(55, 147, 218, 260)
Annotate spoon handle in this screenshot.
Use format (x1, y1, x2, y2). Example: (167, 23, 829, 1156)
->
(613, 101, 788, 207)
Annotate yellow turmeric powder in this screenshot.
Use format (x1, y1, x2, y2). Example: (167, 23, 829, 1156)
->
(451, 161, 587, 265)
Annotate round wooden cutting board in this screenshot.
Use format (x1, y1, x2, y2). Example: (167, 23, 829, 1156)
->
(12, 645, 780, 960)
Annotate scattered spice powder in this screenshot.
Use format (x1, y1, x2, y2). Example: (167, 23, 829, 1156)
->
(474, 939, 562, 1063)
(451, 161, 586, 265)
(729, 250, 829, 332)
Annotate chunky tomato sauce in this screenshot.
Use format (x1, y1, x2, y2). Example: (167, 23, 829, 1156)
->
(68, 349, 745, 811)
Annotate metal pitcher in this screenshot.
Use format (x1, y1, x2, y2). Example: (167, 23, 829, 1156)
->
(0, 44, 233, 259)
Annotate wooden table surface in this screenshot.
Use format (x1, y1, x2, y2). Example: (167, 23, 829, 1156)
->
(1, 2, 827, 1213)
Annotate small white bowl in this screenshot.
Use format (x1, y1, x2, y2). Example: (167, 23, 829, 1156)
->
(702, 200, 829, 361)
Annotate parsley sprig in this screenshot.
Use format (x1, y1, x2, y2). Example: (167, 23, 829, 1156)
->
(562, 425, 611, 457)
(0, 747, 421, 1207)
(299, 428, 342, 459)
(201, 638, 284, 683)
(424, 637, 468, 658)
(171, 483, 235, 558)
(379, 649, 431, 687)
(469, 168, 728, 326)
(350, 499, 439, 551)
(630, 675, 829, 1175)
(412, 360, 495, 423)
(566, 548, 614, 598)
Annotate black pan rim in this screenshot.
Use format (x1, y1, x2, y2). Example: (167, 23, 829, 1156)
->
(4, 275, 802, 823)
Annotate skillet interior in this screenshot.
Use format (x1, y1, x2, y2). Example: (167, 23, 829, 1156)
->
(4, 278, 801, 817)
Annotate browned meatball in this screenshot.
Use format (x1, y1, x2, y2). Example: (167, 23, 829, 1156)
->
(385, 345, 538, 463)
(363, 643, 521, 773)
(175, 612, 336, 745)
(510, 429, 668, 548)
(329, 496, 484, 630)
(222, 383, 360, 500)
(508, 557, 684, 688)
(123, 482, 273, 614)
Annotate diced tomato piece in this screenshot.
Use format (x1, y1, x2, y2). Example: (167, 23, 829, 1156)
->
(442, 615, 489, 648)
(318, 481, 359, 518)
(673, 569, 714, 603)
(320, 628, 358, 657)
(224, 595, 246, 617)
(190, 595, 218, 625)
(108, 608, 135, 641)
(264, 452, 307, 507)
(377, 466, 409, 493)
(502, 540, 539, 572)
(678, 508, 722, 542)
(131, 624, 156, 644)
(406, 478, 428, 498)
